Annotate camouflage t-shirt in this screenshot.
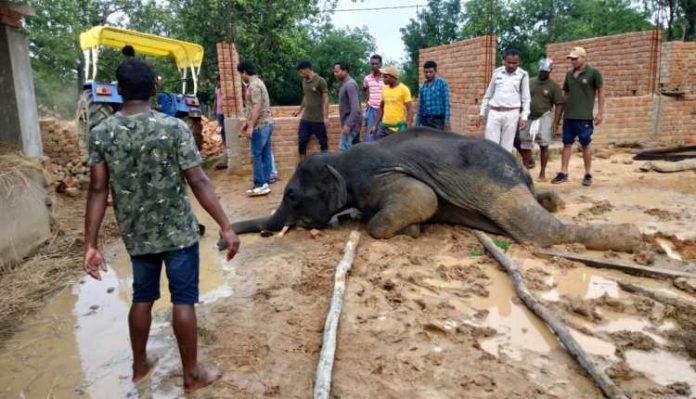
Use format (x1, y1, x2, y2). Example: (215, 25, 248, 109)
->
(243, 75, 273, 128)
(88, 111, 201, 256)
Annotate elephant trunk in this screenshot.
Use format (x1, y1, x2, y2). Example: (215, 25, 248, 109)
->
(231, 203, 293, 234)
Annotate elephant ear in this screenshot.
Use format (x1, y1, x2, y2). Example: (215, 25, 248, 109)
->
(325, 165, 347, 211)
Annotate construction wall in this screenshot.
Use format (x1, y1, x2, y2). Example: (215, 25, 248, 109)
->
(660, 41, 696, 92)
(547, 31, 661, 97)
(418, 36, 497, 136)
(215, 32, 695, 177)
(547, 31, 695, 145)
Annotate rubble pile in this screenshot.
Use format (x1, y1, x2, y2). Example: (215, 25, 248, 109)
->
(39, 118, 89, 196)
(201, 116, 224, 158)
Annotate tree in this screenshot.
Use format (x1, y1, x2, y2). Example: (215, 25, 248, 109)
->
(459, 0, 653, 73)
(306, 24, 376, 101)
(400, 0, 463, 93)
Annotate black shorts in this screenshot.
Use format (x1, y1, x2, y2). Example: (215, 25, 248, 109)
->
(298, 120, 328, 155)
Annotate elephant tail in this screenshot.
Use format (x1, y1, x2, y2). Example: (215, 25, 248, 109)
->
(535, 190, 565, 213)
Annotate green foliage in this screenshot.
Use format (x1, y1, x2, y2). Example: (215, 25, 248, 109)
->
(401, 0, 657, 88)
(400, 0, 463, 93)
(306, 24, 376, 101)
(469, 249, 485, 257)
(493, 239, 511, 251)
(24, 0, 373, 115)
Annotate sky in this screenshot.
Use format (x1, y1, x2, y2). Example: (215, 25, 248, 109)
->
(328, 0, 424, 63)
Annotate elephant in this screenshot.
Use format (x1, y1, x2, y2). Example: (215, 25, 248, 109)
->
(226, 128, 642, 252)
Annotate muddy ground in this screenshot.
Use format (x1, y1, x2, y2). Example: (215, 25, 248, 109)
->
(1, 147, 695, 398)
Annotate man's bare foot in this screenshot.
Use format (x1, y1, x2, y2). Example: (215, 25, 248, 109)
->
(538, 172, 546, 181)
(184, 364, 223, 393)
(132, 357, 158, 384)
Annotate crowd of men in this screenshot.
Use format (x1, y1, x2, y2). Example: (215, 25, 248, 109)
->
(222, 46, 603, 196)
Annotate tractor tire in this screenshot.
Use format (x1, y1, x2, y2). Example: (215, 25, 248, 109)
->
(186, 116, 204, 152)
(76, 89, 114, 149)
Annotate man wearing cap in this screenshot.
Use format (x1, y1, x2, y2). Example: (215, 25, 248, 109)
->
(552, 47, 604, 186)
(518, 58, 564, 180)
(370, 65, 413, 139)
(478, 49, 531, 152)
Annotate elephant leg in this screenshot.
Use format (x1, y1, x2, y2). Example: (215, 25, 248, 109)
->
(487, 184, 641, 252)
(365, 176, 438, 239)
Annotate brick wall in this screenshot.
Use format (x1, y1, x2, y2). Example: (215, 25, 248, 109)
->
(660, 41, 696, 93)
(418, 36, 496, 136)
(657, 95, 696, 143)
(235, 115, 343, 176)
(591, 96, 654, 145)
(547, 31, 661, 97)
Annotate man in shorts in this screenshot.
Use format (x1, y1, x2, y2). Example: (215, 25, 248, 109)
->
(552, 47, 605, 186)
(84, 58, 240, 393)
(518, 58, 564, 180)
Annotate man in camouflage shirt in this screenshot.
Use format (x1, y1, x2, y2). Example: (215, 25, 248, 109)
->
(84, 59, 239, 393)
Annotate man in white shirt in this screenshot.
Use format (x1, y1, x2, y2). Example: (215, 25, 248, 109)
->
(477, 49, 531, 152)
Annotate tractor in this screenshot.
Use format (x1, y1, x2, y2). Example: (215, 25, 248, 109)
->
(77, 26, 204, 149)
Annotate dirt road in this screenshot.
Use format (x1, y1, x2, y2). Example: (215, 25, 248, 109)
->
(1, 148, 695, 398)
(206, 151, 696, 399)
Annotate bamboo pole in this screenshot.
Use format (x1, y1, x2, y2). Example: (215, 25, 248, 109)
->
(618, 281, 696, 311)
(534, 249, 696, 280)
(475, 231, 628, 399)
(313, 231, 361, 399)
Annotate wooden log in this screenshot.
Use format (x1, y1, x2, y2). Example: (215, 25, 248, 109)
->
(533, 249, 696, 280)
(313, 231, 361, 399)
(649, 159, 696, 173)
(618, 282, 696, 311)
(475, 231, 628, 399)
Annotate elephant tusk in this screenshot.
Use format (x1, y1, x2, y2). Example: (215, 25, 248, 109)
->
(278, 225, 290, 237)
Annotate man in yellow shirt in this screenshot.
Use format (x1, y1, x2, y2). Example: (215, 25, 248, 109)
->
(370, 65, 413, 140)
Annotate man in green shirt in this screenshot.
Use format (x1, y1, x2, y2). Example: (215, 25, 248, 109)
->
(518, 58, 564, 180)
(293, 60, 329, 160)
(84, 59, 240, 393)
(552, 47, 605, 186)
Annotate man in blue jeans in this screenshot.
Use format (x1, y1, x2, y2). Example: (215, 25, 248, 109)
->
(333, 60, 362, 152)
(84, 59, 240, 393)
(552, 47, 605, 187)
(238, 60, 274, 196)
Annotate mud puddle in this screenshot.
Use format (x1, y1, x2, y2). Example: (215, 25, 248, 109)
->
(559, 187, 695, 241)
(457, 250, 696, 395)
(0, 202, 232, 398)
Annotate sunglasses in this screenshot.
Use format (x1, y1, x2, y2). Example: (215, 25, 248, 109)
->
(568, 57, 579, 60)
(371, 62, 380, 65)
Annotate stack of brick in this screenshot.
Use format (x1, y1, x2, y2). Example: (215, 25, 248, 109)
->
(39, 118, 89, 193)
(216, 42, 244, 118)
(418, 36, 497, 136)
(660, 41, 696, 93)
(200, 116, 224, 158)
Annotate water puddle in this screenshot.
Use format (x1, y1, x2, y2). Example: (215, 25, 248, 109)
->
(541, 269, 620, 302)
(625, 349, 696, 394)
(0, 201, 232, 398)
(560, 187, 695, 241)
(655, 238, 683, 261)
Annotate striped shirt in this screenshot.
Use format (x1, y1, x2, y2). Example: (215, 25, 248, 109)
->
(417, 76, 451, 125)
(363, 73, 384, 109)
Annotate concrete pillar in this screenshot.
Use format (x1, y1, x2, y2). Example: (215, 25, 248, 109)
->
(224, 117, 245, 174)
(0, 24, 42, 157)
